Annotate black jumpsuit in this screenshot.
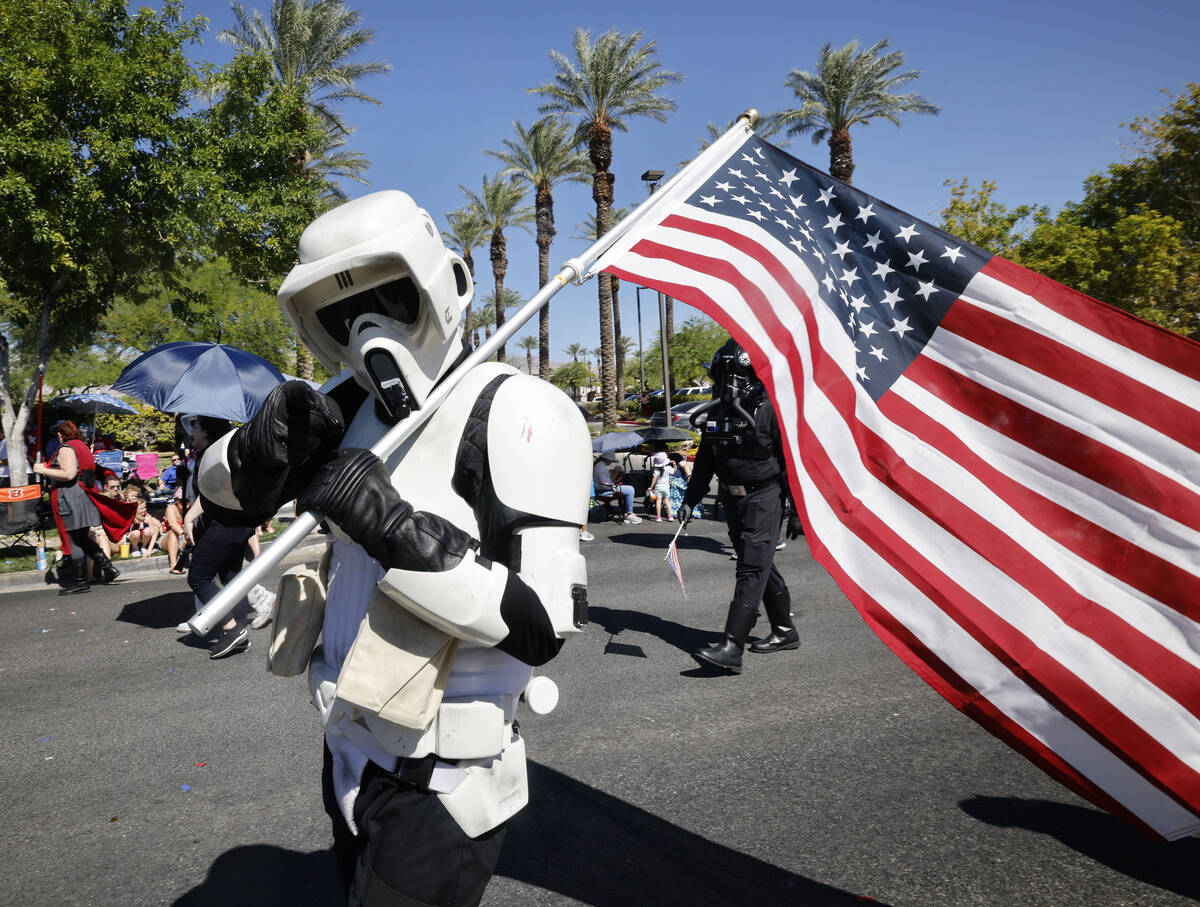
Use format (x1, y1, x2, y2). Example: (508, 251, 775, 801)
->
(683, 396, 791, 634)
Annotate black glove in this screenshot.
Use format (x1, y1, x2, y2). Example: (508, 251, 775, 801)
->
(298, 448, 472, 572)
(231, 381, 346, 513)
(786, 514, 804, 540)
(678, 503, 694, 527)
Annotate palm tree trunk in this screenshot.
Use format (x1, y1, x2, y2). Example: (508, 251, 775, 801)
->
(589, 129, 618, 431)
(490, 229, 507, 362)
(462, 248, 475, 348)
(536, 186, 554, 381)
(525, 350, 533, 374)
(829, 128, 855, 184)
(295, 337, 314, 381)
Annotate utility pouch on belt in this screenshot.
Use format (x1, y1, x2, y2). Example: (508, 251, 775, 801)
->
(335, 586, 459, 730)
(268, 562, 328, 677)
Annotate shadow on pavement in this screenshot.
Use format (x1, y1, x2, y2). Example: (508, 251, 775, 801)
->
(604, 530, 728, 555)
(498, 761, 879, 905)
(116, 590, 196, 630)
(589, 605, 714, 656)
(960, 796, 1200, 900)
(172, 844, 343, 906)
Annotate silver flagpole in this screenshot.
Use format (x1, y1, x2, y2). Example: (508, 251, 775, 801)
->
(189, 110, 760, 636)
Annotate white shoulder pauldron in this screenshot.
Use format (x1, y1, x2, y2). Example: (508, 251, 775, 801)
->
(486, 373, 591, 526)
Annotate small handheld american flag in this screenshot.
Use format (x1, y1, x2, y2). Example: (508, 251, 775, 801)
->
(664, 522, 687, 598)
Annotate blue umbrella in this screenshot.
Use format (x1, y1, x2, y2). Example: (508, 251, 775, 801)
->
(113, 341, 285, 423)
(50, 392, 138, 416)
(592, 430, 645, 454)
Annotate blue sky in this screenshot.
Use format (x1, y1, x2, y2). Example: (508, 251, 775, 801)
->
(177, 0, 1199, 358)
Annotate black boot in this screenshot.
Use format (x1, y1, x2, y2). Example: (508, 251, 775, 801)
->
(58, 559, 90, 596)
(695, 604, 758, 674)
(92, 552, 120, 584)
(750, 587, 799, 654)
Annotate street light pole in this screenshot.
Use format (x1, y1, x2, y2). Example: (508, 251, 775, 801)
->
(641, 169, 672, 426)
(634, 286, 646, 391)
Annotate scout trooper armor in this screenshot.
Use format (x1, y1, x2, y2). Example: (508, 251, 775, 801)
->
(198, 191, 591, 844)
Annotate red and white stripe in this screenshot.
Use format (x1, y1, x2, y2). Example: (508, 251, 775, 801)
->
(599, 203, 1200, 840)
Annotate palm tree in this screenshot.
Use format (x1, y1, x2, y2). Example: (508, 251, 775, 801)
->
(472, 303, 495, 344)
(482, 286, 522, 345)
(564, 342, 584, 363)
(441, 207, 489, 347)
(218, 0, 390, 378)
(460, 175, 533, 362)
(577, 207, 631, 403)
(772, 38, 938, 184)
(531, 27, 683, 431)
(487, 119, 590, 381)
(517, 335, 538, 374)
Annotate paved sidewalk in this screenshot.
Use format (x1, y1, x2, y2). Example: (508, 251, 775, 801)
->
(0, 526, 326, 594)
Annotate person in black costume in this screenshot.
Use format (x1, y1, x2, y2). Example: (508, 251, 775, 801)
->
(678, 339, 803, 674)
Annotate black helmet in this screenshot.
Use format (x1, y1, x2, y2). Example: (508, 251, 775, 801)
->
(707, 338, 764, 404)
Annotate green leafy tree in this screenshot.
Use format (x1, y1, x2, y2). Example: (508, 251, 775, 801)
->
(1019, 207, 1187, 330)
(0, 0, 206, 485)
(441, 207, 489, 347)
(550, 360, 595, 401)
(487, 119, 590, 380)
(939, 178, 1044, 259)
(532, 27, 683, 430)
(773, 38, 938, 184)
(461, 175, 533, 362)
(645, 316, 728, 388)
(216, 0, 390, 376)
(218, 0, 388, 189)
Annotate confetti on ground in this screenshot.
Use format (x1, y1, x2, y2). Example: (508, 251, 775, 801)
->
(44, 756, 54, 761)
(110, 817, 118, 823)
(180, 784, 191, 792)
(38, 737, 51, 742)
(88, 655, 97, 659)
(167, 668, 175, 674)
(194, 762, 206, 767)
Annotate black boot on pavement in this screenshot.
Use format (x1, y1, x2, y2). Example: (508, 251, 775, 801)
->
(750, 588, 799, 653)
(92, 553, 120, 584)
(58, 559, 90, 596)
(695, 604, 757, 674)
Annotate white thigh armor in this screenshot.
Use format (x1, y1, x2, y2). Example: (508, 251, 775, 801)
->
(315, 362, 591, 836)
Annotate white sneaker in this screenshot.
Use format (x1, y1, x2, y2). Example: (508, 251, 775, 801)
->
(579, 529, 595, 541)
(250, 589, 276, 630)
(623, 514, 643, 525)
(176, 618, 196, 633)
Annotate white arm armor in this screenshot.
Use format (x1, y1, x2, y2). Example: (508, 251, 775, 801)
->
(195, 432, 242, 512)
(376, 371, 591, 645)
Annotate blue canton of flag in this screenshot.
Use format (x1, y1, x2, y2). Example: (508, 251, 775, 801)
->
(687, 138, 985, 400)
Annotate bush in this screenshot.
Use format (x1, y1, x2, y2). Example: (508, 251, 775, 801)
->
(95, 407, 177, 451)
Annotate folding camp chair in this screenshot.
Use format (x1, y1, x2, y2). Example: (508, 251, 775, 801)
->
(134, 453, 160, 481)
(0, 483, 45, 553)
(94, 450, 124, 479)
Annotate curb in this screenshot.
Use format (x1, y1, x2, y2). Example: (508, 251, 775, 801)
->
(0, 533, 328, 595)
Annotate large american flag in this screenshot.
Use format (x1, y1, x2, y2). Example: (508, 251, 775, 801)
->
(589, 129, 1200, 840)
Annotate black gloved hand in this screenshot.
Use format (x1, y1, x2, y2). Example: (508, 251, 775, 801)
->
(231, 381, 345, 513)
(678, 503, 694, 527)
(298, 448, 472, 572)
(786, 514, 804, 540)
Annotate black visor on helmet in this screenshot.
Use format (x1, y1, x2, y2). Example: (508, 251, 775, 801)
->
(316, 276, 422, 347)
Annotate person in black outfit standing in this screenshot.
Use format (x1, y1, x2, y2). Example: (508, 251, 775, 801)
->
(678, 339, 803, 674)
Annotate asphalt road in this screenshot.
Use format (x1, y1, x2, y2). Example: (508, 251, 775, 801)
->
(2, 514, 1197, 906)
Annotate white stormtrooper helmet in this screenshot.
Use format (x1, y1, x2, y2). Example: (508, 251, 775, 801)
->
(278, 190, 473, 419)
